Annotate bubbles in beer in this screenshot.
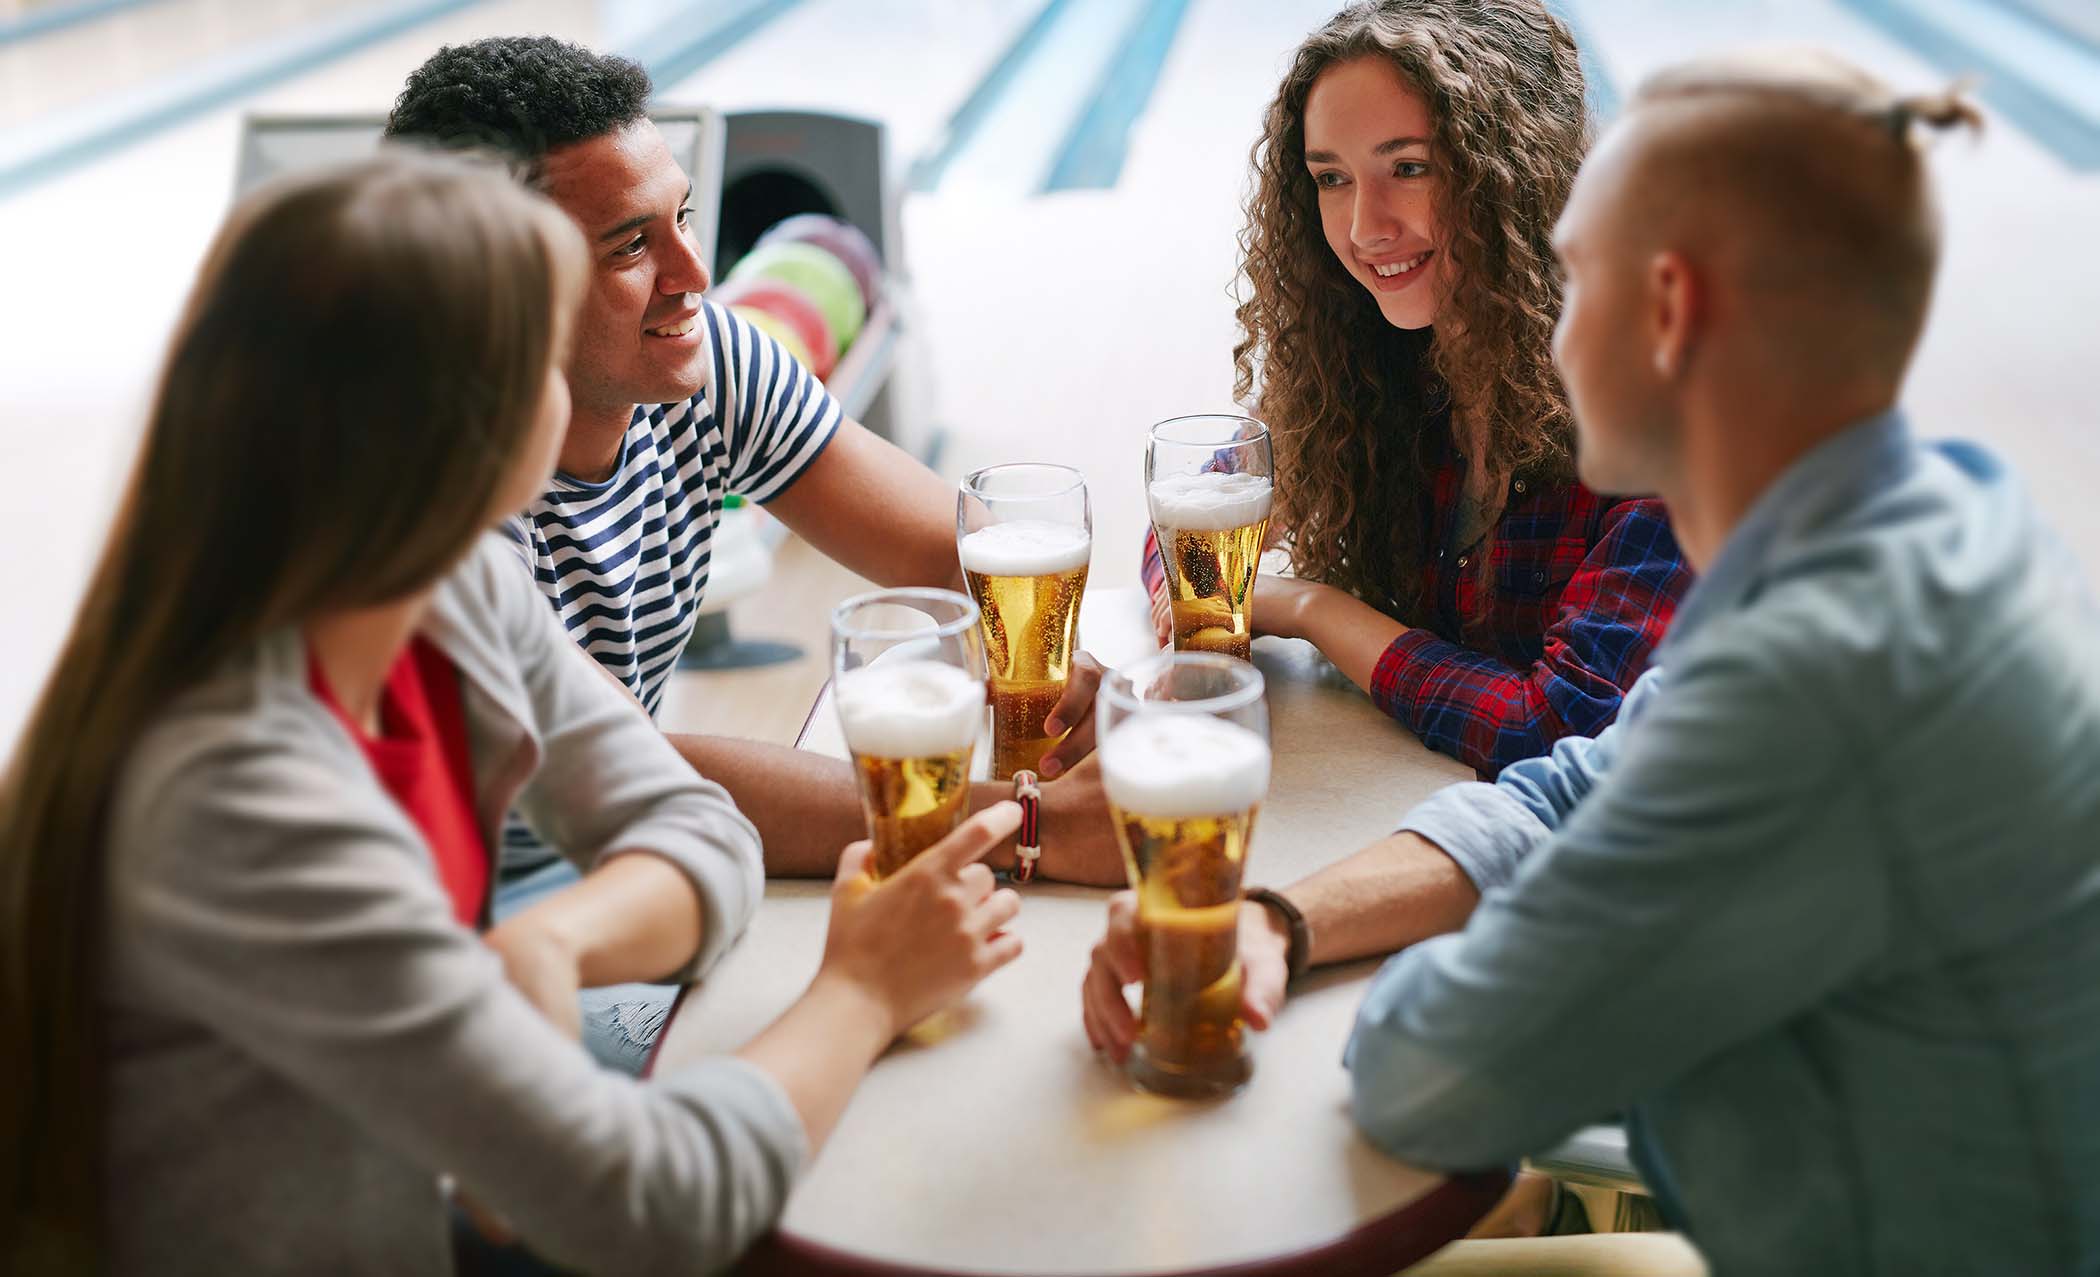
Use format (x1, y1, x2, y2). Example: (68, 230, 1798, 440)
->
(835, 660, 985, 759)
(1145, 471, 1273, 532)
(958, 519, 1091, 576)
(1100, 714, 1271, 818)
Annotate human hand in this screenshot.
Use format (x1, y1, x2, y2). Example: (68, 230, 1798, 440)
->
(483, 916, 583, 1041)
(1037, 753, 1125, 886)
(815, 804, 1026, 1038)
(1038, 651, 1106, 779)
(1080, 892, 1290, 1062)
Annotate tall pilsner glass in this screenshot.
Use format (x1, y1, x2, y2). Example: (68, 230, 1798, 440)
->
(830, 589, 988, 880)
(1145, 415, 1273, 661)
(1099, 653, 1271, 1098)
(957, 464, 1092, 780)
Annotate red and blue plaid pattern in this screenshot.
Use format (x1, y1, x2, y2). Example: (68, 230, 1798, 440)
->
(1142, 452, 1690, 777)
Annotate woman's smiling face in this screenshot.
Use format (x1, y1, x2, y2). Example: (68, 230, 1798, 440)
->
(1303, 56, 1455, 330)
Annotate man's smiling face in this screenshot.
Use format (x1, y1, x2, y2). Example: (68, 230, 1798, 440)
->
(537, 120, 713, 415)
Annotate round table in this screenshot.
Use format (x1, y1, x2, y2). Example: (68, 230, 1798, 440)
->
(653, 588, 1503, 1276)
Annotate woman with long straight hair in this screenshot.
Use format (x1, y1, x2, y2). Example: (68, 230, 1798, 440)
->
(0, 151, 1021, 1275)
(1146, 0, 1692, 777)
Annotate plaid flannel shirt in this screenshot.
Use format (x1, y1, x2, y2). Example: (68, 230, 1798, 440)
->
(1142, 442, 1691, 776)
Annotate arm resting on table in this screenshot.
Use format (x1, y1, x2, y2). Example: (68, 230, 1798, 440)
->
(1345, 645, 1886, 1170)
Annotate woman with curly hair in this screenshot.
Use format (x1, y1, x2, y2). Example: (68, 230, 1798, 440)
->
(1145, 0, 1691, 777)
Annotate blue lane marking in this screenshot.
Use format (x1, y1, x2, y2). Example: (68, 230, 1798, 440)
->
(1041, 0, 1192, 192)
(628, 0, 805, 90)
(0, 0, 166, 45)
(909, 0, 1076, 193)
(1837, 0, 2100, 170)
(1544, 0, 1619, 125)
(0, 0, 483, 202)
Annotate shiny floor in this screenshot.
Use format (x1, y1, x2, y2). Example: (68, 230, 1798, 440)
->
(3, 0, 2097, 747)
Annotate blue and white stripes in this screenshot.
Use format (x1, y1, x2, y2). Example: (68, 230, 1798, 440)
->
(502, 300, 838, 867)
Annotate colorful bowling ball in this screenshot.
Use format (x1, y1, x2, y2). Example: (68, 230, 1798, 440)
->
(757, 213, 882, 312)
(730, 304, 817, 374)
(711, 276, 837, 379)
(728, 241, 865, 351)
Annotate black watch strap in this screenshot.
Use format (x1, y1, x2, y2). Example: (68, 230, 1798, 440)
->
(1243, 886, 1310, 981)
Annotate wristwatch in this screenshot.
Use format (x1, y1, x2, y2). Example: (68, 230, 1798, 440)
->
(1242, 886, 1310, 981)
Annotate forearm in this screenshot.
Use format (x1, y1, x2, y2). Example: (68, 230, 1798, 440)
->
(1292, 584, 1407, 694)
(666, 733, 1031, 878)
(1279, 831, 1480, 966)
(667, 734, 868, 876)
(499, 852, 703, 986)
(735, 974, 896, 1154)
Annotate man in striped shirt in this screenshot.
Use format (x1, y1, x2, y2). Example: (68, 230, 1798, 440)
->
(387, 39, 1119, 1068)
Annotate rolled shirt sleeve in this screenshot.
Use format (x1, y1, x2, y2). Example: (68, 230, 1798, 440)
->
(477, 540, 764, 983)
(1398, 670, 1657, 893)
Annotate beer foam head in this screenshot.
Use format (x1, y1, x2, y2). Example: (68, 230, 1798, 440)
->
(1147, 471, 1273, 532)
(1101, 714, 1270, 818)
(835, 661, 985, 757)
(959, 520, 1091, 576)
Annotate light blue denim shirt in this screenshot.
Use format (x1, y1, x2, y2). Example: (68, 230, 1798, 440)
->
(1346, 410, 2100, 1274)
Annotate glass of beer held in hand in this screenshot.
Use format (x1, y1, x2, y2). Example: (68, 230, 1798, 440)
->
(1099, 652, 1271, 1098)
(957, 463, 1092, 780)
(1146, 415, 1273, 661)
(830, 589, 989, 880)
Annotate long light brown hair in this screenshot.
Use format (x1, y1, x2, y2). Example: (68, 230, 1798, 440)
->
(0, 150, 584, 1268)
(1238, 0, 1589, 622)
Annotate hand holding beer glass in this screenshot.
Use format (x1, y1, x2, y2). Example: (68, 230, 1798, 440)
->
(1146, 415, 1274, 661)
(830, 589, 988, 880)
(1098, 653, 1271, 1098)
(957, 464, 1092, 780)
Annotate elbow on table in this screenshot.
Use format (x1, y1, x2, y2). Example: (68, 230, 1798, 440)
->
(1346, 1033, 1526, 1172)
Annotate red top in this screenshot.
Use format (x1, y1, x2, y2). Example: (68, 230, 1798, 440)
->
(310, 636, 490, 928)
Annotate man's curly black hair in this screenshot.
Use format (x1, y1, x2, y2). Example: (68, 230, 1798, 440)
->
(384, 36, 652, 174)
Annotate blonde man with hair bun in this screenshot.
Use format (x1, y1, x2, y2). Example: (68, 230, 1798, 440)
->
(1322, 51, 2100, 1274)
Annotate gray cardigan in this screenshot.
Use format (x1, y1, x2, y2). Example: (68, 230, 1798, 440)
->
(100, 534, 804, 1275)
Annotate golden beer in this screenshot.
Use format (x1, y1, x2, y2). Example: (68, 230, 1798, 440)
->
(960, 520, 1091, 779)
(835, 660, 986, 879)
(850, 749, 975, 879)
(1148, 473, 1273, 662)
(1101, 713, 1271, 1098)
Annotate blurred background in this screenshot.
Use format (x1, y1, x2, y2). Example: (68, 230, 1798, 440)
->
(3, 0, 2096, 749)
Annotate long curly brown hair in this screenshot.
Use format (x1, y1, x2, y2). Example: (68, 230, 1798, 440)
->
(1237, 0, 1588, 622)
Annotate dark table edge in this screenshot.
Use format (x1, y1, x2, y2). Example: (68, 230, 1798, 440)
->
(732, 1167, 1511, 1277)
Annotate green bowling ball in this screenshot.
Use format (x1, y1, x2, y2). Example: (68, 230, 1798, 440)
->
(728, 241, 865, 351)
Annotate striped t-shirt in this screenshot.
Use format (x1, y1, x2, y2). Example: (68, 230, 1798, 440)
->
(502, 300, 840, 870)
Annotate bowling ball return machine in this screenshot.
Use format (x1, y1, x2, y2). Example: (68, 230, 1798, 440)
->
(232, 106, 926, 672)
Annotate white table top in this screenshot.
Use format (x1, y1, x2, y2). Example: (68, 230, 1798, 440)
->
(656, 588, 1490, 1276)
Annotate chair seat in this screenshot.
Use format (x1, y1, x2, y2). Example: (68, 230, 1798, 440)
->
(1527, 1123, 1646, 1195)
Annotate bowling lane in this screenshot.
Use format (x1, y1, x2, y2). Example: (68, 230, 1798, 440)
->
(0, 0, 378, 129)
(659, 0, 1046, 172)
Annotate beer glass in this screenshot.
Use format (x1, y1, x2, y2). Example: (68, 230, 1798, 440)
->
(830, 589, 988, 880)
(957, 463, 1092, 780)
(1146, 415, 1274, 662)
(1099, 652, 1271, 1098)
